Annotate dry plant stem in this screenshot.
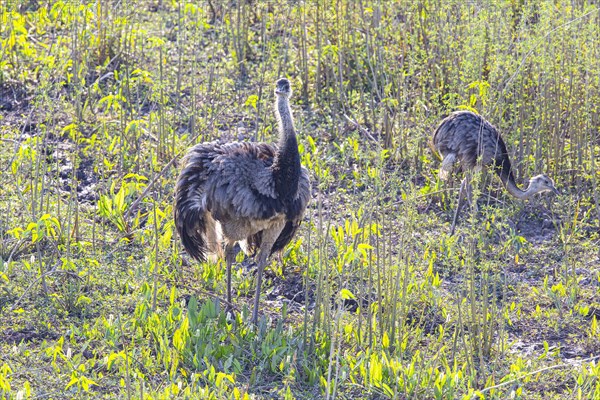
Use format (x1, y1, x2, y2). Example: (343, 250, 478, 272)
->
(479, 354, 600, 395)
(123, 156, 177, 220)
(117, 315, 133, 400)
(342, 113, 377, 142)
(9, 261, 61, 311)
(0, 138, 19, 144)
(6, 238, 26, 265)
(151, 200, 159, 311)
(302, 208, 312, 353)
(5, 106, 36, 173)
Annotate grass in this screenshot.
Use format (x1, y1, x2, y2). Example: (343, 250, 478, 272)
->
(1, 0, 600, 399)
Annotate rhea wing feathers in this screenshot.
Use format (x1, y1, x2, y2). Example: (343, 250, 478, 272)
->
(202, 142, 289, 222)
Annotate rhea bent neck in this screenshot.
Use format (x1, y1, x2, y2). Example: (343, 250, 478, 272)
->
(503, 173, 543, 200)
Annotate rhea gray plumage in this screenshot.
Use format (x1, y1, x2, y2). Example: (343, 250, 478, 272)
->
(433, 110, 559, 234)
(174, 78, 311, 323)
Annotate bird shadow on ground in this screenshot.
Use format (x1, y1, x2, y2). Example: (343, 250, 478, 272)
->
(419, 187, 560, 245)
(0, 327, 60, 345)
(0, 81, 30, 114)
(514, 208, 558, 244)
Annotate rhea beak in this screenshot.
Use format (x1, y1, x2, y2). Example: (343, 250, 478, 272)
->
(552, 187, 560, 195)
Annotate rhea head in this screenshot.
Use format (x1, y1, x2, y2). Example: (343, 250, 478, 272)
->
(529, 174, 560, 195)
(275, 78, 292, 98)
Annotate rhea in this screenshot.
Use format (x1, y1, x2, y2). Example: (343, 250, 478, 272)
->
(433, 110, 559, 234)
(174, 78, 311, 324)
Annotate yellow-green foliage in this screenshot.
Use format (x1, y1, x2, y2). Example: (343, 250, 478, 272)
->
(1, 1, 599, 399)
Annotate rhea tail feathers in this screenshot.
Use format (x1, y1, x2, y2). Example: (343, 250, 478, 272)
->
(173, 161, 221, 262)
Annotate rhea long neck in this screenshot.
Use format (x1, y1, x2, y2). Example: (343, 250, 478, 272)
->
(499, 167, 541, 200)
(273, 95, 301, 200)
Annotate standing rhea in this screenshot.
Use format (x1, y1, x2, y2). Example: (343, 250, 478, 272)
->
(174, 78, 311, 324)
(433, 110, 559, 234)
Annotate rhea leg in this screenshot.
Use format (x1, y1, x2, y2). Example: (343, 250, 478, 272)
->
(450, 175, 470, 235)
(439, 153, 456, 211)
(224, 242, 236, 307)
(252, 223, 285, 324)
(252, 250, 269, 324)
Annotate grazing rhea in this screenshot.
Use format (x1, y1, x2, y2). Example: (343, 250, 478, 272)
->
(433, 110, 559, 234)
(174, 78, 311, 324)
